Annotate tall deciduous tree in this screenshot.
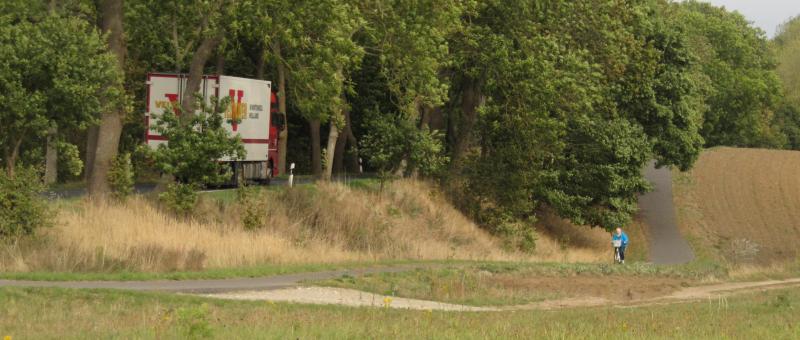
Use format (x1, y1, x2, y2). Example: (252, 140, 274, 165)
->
(772, 16, 800, 149)
(0, 16, 121, 177)
(775, 16, 800, 107)
(268, 0, 363, 180)
(451, 0, 703, 230)
(87, 0, 127, 197)
(358, 0, 463, 120)
(678, 0, 785, 148)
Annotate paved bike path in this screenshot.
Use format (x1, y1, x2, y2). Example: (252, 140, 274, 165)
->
(639, 162, 695, 264)
(0, 267, 413, 294)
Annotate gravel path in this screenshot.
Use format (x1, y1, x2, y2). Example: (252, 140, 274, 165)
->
(201, 286, 494, 312)
(201, 278, 800, 312)
(640, 162, 695, 264)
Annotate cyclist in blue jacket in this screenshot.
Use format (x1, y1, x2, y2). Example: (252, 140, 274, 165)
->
(612, 227, 629, 264)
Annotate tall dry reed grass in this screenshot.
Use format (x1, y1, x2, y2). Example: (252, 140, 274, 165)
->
(0, 180, 605, 273)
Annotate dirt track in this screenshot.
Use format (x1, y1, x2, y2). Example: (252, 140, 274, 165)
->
(203, 278, 800, 311)
(639, 161, 695, 264)
(5, 265, 800, 312)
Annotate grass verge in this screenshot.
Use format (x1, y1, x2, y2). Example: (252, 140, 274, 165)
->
(6, 180, 531, 275)
(1, 285, 799, 338)
(0, 259, 446, 282)
(311, 261, 728, 306)
(0, 260, 727, 283)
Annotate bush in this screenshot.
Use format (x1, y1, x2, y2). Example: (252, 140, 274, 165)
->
(158, 183, 198, 216)
(481, 209, 538, 253)
(361, 113, 448, 190)
(150, 96, 245, 187)
(236, 184, 264, 230)
(57, 141, 84, 178)
(108, 153, 134, 201)
(175, 304, 213, 339)
(0, 168, 52, 238)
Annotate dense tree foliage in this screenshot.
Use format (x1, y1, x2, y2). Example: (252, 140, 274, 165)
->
(0, 13, 121, 177)
(678, 1, 785, 148)
(772, 16, 800, 149)
(449, 1, 704, 229)
(0, 0, 795, 234)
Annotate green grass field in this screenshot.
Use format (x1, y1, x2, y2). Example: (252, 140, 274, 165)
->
(0, 260, 727, 282)
(0, 259, 433, 281)
(1, 285, 798, 339)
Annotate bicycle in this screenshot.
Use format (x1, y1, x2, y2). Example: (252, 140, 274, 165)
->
(612, 239, 623, 264)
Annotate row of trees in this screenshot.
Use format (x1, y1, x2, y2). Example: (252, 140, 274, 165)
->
(0, 0, 795, 235)
(773, 14, 800, 149)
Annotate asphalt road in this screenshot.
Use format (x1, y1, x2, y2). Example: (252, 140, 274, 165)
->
(0, 266, 415, 294)
(639, 162, 695, 265)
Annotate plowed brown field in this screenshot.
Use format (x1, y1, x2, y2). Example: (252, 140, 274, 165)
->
(674, 147, 800, 264)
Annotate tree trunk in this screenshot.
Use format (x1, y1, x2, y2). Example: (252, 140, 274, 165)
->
(272, 42, 289, 176)
(419, 105, 431, 130)
(310, 119, 322, 178)
(344, 108, 361, 173)
(255, 45, 265, 80)
(333, 105, 353, 175)
(215, 49, 225, 75)
(323, 117, 341, 181)
(5, 137, 23, 178)
(85, 126, 98, 181)
(88, 0, 126, 197)
(429, 106, 444, 132)
(180, 34, 222, 120)
(44, 126, 58, 185)
(450, 77, 484, 168)
(89, 112, 124, 195)
(172, 23, 182, 73)
(333, 123, 347, 175)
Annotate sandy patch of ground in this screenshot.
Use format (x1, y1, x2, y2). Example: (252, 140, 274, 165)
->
(200, 286, 493, 311)
(202, 278, 800, 311)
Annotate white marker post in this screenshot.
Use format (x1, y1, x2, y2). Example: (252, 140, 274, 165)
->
(288, 162, 295, 187)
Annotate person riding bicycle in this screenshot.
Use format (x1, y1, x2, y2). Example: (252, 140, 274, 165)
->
(612, 227, 629, 264)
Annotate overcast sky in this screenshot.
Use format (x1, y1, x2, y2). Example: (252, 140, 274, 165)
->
(686, 0, 800, 37)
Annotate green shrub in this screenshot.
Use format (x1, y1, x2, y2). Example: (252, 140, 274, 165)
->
(158, 183, 198, 216)
(57, 141, 84, 178)
(150, 96, 245, 187)
(0, 168, 52, 238)
(236, 184, 264, 230)
(175, 304, 213, 339)
(108, 153, 134, 200)
(361, 113, 448, 191)
(482, 209, 538, 253)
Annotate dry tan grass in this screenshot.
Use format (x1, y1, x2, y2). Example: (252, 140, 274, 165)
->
(1, 180, 606, 273)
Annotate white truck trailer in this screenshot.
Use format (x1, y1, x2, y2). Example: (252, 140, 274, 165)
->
(145, 73, 281, 185)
